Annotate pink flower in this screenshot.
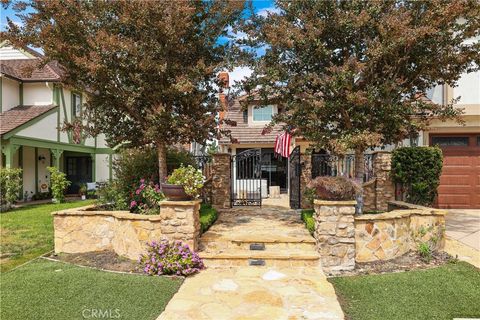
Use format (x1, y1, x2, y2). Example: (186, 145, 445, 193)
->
(136, 189, 141, 195)
(130, 200, 137, 208)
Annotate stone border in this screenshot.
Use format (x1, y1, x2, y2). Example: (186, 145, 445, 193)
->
(52, 200, 201, 260)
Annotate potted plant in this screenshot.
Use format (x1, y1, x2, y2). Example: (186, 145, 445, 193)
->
(306, 176, 360, 201)
(79, 184, 87, 200)
(162, 165, 205, 201)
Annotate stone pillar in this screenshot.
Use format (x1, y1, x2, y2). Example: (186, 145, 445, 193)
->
(372, 152, 395, 211)
(159, 200, 201, 251)
(300, 153, 312, 208)
(211, 153, 231, 209)
(314, 200, 356, 273)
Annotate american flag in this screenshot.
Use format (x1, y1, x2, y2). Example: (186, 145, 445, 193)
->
(274, 132, 292, 158)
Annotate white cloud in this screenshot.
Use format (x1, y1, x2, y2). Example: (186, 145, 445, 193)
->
(226, 25, 248, 41)
(228, 66, 253, 87)
(257, 6, 282, 17)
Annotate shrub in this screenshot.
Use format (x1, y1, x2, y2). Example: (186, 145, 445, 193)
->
(417, 242, 433, 263)
(0, 168, 23, 210)
(301, 209, 315, 236)
(31, 191, 52, 201)
(199, 204, 217, 233)
(114, 147, 196, 205)
(96, 180, 128, 210)
(47, 167, 71, 203)
(129, 179, 165, 214)
(392, 146, 443, 206)
(306, 176, 360, 201)
(167, 165, 205, 198)
(139, 239, 204, 276)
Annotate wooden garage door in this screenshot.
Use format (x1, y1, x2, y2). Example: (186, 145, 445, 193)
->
(430, 134, 480, 209)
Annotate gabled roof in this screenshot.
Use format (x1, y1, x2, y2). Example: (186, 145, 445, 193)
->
(0, 105, 58, 137)
(0, 59, 64, 82)
(219, 97, 283, 145)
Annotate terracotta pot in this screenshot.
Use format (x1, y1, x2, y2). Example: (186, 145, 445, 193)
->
(161, 184, 191, 201)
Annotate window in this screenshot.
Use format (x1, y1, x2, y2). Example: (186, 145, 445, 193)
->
(253, 105, 273, 122)
(431, 136, 469, 147)
(72, 93, 81, 117)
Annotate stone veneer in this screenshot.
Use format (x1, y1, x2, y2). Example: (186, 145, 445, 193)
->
(355, 203, 446, 262)
(53, 200, 201, 260)
(313, 199, 356, 273)
(211, 153, 231, 209)
(362, 151, 396, 212)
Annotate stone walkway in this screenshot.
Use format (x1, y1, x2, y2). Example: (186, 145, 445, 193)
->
(158, 207, 344, 320)
(158, 266, 344, 320)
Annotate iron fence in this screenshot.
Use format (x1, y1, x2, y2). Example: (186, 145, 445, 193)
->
(311, 153, 374, 183)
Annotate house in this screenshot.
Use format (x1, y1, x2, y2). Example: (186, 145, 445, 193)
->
(0, 42, 113, 200)
(218, 67, 480, 209)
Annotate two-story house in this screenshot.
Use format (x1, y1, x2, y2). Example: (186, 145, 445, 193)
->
(219, 68, 480, 209)
(0, 41, 113, 200)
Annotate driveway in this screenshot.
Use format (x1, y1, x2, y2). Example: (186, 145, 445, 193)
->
(445, 210, 480, 251)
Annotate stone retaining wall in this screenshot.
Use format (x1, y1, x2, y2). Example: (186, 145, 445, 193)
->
(211, 153, 231, 209)
(53, 200, 201, 260)
(355, 206, 446, 262)
(313, 200, 356, 273)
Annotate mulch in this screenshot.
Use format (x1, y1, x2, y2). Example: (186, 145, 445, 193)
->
(48, 251, 140, 273)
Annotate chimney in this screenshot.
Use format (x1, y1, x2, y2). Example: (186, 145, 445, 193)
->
(218, 72, 229, 122)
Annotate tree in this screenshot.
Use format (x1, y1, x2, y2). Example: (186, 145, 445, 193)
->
(3, 0, 245, 181)
(239, 0, 480, 179)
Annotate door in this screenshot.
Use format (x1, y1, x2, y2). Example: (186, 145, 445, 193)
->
(430, 134, 480, 209)
(289, 146, 301, 209)
(231, 149, 262, 206)
(65, 156, 93, 194)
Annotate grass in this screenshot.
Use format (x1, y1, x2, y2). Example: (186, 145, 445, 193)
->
(199, 203, 218, 233)
(0, 200, 94, 272)
(1, 258, 182, 320)
(301, 209, 315, 236)
(329, 262, 480, 320)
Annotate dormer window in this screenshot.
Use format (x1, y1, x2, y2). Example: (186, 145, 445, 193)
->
(253, 105, 274, 122)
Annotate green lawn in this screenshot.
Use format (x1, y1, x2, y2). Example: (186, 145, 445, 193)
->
(1, 258, 182, 320)
(330, 262, 480, 320)
(0, 200, 94, 272)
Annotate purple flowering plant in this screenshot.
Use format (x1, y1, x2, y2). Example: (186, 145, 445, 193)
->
(130, 179, 165, 215)
(139, 239, 204, 276)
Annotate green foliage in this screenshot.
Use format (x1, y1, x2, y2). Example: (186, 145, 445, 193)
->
(301, 209, 315, 236)
(166, 148, 197, 175)
(0, 168, 23, 210)
(167, 165, 205, 198)
(78, 184, 87, 195)
(392, 146, 443, 206)
(47, 167, 71, 203)
(31, 192, 52, 201)
(95, 181, 129, 211)
(417, 242, 433, 263)
(130, 180, 165, 215)
(199, 204, 218, 233)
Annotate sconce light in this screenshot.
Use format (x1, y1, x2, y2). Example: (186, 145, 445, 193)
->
(38, 155, 46, 161)
(227, 148, 232, 154)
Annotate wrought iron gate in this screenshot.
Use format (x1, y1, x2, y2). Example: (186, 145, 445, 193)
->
(231, 149, 262, 206)
(289, 146, 301, 209)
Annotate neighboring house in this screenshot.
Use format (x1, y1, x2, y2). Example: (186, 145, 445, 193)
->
(219, 68, 480, 209)
(0, 42, 113, 199)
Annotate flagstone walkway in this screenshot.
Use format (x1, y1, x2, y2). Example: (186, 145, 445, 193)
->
(158, 207, 344, 320)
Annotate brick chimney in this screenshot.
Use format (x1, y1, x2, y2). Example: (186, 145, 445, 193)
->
(218, 72, 229, 122)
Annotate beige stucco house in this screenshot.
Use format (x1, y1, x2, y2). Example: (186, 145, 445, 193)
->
(0, 42, 113, 200)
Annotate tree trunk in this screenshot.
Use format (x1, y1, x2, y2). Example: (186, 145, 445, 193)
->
(157, 142, 168, 184)
(354, 147, 365, 182)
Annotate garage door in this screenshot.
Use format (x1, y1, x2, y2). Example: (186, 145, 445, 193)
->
(430, 134, 480, 209)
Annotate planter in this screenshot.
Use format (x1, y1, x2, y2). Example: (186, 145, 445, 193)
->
(161, 183, 191, 201)
(81, 195, 86, 200)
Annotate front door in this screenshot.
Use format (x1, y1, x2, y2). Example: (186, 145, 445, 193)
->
(65, 156, 93, 194)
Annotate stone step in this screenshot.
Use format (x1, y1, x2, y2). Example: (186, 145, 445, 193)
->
(199, 240, 316, 252)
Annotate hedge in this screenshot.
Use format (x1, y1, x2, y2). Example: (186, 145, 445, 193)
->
(391, 146, 443, 206)
(301, 209, 315, 236)
(199, 204, 218, 233)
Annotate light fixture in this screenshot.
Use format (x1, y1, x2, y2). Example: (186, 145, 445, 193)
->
(38, 155, 46, 161)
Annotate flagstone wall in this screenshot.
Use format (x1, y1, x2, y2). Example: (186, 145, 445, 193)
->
(211, 153, 231, 209)
(53, 200, 201, 260)
(362, 152, 396, 212)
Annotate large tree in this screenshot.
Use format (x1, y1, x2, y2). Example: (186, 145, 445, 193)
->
(3, 0, 244, 181)
(239, 0, 480, 179)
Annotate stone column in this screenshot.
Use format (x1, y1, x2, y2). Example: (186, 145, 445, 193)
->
(211, 153, 231, 209)
(372, 152, 395, 211)
(314, 200, 356, 273)
(159, 200, 201, 251)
